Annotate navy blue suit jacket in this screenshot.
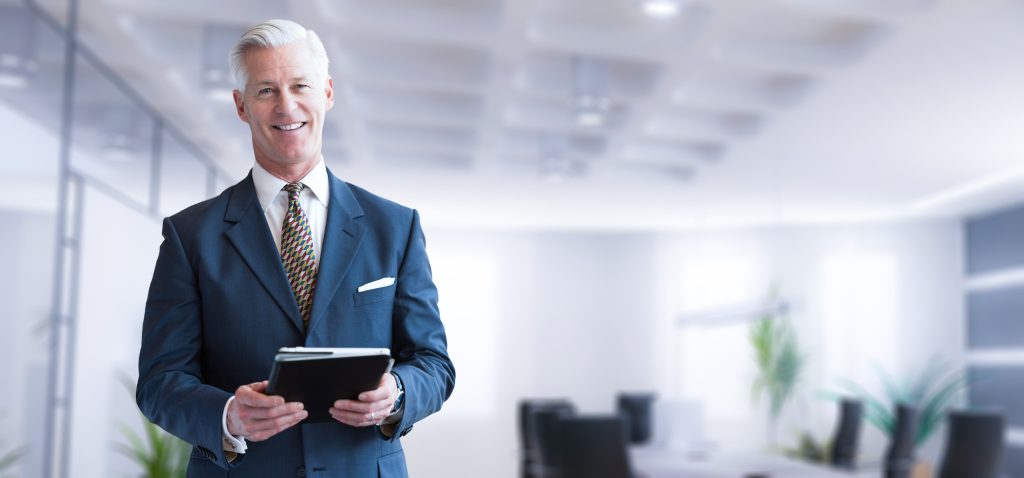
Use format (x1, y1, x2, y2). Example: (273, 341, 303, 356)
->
(137, 169, 455, 477)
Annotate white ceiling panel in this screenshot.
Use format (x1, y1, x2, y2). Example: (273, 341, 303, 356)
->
(714, 10, 893, 68)
(515, 51, 663, 101)
(3, 0, 1022, 228)
(338, 32, 492, 86)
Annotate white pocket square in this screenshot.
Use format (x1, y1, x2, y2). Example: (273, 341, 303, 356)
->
(357, 277, 395, 292)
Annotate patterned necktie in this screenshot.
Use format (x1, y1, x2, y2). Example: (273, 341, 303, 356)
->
(281, 182, 318, 332)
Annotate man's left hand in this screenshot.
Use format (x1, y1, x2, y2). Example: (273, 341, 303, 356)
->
(330, 372, 399, 427)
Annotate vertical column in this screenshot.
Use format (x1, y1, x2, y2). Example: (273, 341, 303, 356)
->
(149, 118, 164, 217)
(43, 0, 80, 475)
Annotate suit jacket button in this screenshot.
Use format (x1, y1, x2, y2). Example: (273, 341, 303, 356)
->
(296, 465, 306, 477)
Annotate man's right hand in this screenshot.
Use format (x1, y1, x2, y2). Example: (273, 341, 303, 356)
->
(227, 380, 307, 441)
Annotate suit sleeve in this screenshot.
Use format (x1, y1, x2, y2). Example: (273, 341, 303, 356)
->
(136, 217, 241, 469)
(385, 209, 456, 440)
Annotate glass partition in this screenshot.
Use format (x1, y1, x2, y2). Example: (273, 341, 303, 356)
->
(159, 129, 212, 217)
(69, 57, 155, 210)
(0, 5, 65, 476)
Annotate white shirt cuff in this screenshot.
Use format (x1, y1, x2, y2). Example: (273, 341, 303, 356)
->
(222, 396, 247, 454)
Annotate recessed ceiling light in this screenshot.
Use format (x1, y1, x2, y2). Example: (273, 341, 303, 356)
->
(0, 72, 27, 89)
(574, 94, 611, 127)
(575, 110, 605, 127)
(541, 155, 585, 182)
(642, 0, 682, 19)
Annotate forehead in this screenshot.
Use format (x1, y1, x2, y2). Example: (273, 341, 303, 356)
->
(243, 43, 321, 84)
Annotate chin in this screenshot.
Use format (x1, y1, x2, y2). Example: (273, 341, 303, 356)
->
(276, 150, 315, 163)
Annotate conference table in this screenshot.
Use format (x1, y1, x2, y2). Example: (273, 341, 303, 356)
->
(631, 445, 861, 478)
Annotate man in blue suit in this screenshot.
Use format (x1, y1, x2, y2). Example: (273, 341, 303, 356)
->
(136, 19, 455, 477)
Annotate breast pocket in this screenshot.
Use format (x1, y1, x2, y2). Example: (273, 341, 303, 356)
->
(353, 284, 394, 307)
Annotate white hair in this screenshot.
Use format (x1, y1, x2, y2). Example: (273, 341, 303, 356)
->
(229, 19, 329, 93)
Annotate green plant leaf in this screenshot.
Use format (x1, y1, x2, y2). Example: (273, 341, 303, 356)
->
(0, 446, 26, 472)
(114, 423, 150, 466)
(114, 377, 192, 477)
(828, 359, 968, 446)
(916, 372, 968, 445)
(873, 362, 906, 405)
(749, 311, 806, 423)
(908, 357, 941, 403)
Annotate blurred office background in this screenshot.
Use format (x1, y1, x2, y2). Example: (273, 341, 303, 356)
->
(1, 0, 1023, 476)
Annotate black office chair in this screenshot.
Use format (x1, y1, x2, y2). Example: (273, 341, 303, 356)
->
(937, 410, 1005, 478)
(616, 392, 656, 444)
(557, 415, 634, 478)
(885, 404, 920, 478)
(829, 399, 863, 469)
(518, 399, 575, 478)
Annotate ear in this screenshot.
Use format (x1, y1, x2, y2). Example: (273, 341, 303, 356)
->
(324, 76, 335, 112)
(233, 89, 249, 123)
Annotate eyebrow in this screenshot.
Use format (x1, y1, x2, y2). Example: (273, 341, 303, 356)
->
(252, 77, 311, 86)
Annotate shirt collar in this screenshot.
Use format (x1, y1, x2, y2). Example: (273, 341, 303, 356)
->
(252, 157, 330, 212)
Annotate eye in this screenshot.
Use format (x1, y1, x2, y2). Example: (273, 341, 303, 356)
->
(296, 84, 311, 90)
(257, 87, 273, 96)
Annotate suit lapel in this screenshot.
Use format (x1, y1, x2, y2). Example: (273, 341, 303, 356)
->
(308, 170, 365, 332)
(223, 173, 305, 334)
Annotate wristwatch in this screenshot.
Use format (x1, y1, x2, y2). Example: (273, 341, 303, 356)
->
(389, 371, 405, 415)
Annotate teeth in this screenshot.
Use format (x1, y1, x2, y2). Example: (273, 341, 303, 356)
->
(276, 122, 303, 131)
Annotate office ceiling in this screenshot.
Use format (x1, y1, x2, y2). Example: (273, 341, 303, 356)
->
(3, 0, 1024, 228)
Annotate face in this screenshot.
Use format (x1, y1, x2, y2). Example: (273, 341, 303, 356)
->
(233, 42, 334, 176)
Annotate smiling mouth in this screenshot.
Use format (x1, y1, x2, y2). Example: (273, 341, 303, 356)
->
(273, 122, 307, 131)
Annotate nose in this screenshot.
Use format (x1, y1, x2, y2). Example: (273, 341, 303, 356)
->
(274, 91, 298, 114)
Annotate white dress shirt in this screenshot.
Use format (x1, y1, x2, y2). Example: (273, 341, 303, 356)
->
(222, 157, 331, 456)
(251, 157, 329, 265)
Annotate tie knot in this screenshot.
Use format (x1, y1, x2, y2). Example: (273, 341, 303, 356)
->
(284, 182, 304, 198)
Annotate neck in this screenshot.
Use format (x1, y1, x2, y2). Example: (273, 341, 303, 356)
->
(255, 156, 319, 183)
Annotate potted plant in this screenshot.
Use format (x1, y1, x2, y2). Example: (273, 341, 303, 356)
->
(0, 443, 25, 478)
(116, 376, 190, 478)
(0, 412, 25, 478)
(782, 431, 830, 463)
(825, 358, 968, 472)
(749, 309, 806, 449)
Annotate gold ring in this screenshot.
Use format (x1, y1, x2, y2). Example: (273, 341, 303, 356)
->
(370, 411, 376, 421)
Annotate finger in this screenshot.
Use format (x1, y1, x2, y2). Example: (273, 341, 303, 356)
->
(330, 404, 382, 421)
(248, 409, 308, 433)
(332, 398, 382, 414)
(240, 401, 305, 421)
(357, 384, 391, 402)
(246, 410, 308, 441)
(248, 380, 270, 393)
(232, 404, 307, 439)
(236, 383, 286, 408)
(244, 412, 297, 433)
(329, 407, 383, 427)
(328, 408, 364, 426)
(333, 394, 395, 414)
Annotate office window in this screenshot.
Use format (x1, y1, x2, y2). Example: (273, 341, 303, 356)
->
(674, 254, 765, 422)
(821, 253, 899, 383)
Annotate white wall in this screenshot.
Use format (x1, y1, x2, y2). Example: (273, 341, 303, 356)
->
(0, 210, 55, 477)
(67, 187, 162, 477)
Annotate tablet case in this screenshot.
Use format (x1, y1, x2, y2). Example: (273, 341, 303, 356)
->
(266, 350, 393, 423)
